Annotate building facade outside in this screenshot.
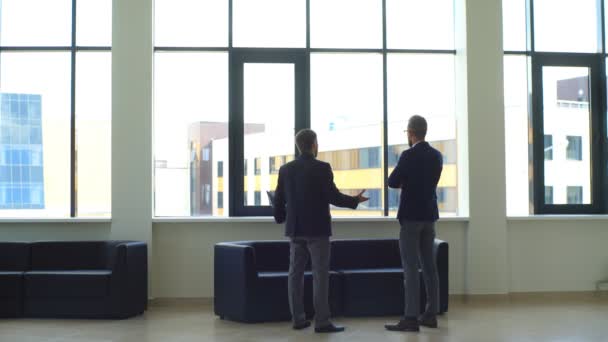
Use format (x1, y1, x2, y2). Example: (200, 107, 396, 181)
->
(0, 93, 45, 209)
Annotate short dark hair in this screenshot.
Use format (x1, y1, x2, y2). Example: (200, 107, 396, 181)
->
(295, 129, 317, 154)
(408, 115, 428, 139)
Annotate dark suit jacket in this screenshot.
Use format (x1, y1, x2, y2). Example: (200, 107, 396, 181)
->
(388, 141, 443, 222)
(273, 153, 359, 237)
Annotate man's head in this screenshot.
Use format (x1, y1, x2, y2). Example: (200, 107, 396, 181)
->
(295, 129, 318, 157)
(406, 115, 428, 147)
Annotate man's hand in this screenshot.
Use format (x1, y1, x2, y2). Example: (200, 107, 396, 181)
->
(355, 190, 369, 203)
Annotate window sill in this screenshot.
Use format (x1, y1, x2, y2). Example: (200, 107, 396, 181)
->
(507, 215, 608, 221)
(0, 218, 111, 224)
(152, 216, 469, 224)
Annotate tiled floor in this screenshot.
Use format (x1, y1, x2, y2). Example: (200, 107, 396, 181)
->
(1, 294, 607, 342)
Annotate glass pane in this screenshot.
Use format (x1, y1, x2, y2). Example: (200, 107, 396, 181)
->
(502, 0, 527, 51)
(0, 0, 72, 46)
(76, 52, 111, 217)
(154, 0, 228, 47)
(504, 55, 530, 215)
(311, 0, 382, 48)
(77, 0, 112, 46)
(233, 0, 305, 48)
(387, 0, 454, 50)
(311, 53, 383, 216)
(0, 52, 71, 217)
(387, 54, 457, 216)
(243, 63, 295, 206)
(154, 52, 229, 216)
(534, 0, 599, 52)
(542, 66, 592, 205)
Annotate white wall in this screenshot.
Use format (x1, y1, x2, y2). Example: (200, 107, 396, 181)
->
(152, 220, 467, 298)
(508, 219, 608, 292)
(0, 222, 110, 241)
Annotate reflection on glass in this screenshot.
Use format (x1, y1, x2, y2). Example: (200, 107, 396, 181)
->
(502, 0, 527, 51)
(311, 0, 382, 48)
(233, 0, 305, 48)
(77, 0, 112, 46)
(542, 66, 592, 205)
(0, 0, 72, 46)
(243, 63, 295, 206)
(387, 0, 454, 50)
(387, 54, 457, 216)
(504, 56, 530, 215)
(0, 52, 71, 217)
(76, 52, 111, 217)
(534, 0, 598, 52)
(153, 52, 229, 217)
(154, 0, 228, 47)
(311, 53, 383, 216)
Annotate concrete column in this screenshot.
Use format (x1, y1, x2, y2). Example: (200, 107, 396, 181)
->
(111, 0, 154, 281)
(456, 0, 509, 294)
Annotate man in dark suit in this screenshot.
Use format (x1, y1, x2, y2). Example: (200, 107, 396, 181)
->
(385, 115, 443, 332)
(273, 129, 368, 333)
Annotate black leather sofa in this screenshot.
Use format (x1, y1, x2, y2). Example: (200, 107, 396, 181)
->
(214, 238, 448, 323)
(0, 241, 148, 319)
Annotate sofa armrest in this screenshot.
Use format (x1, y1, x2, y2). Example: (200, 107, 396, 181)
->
(214, 243, 257, 320)
(107, 241, 148, 317)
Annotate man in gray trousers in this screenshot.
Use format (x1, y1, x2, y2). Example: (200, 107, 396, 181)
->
(385, 115, 443, 332)
(273, 129, 368, 333)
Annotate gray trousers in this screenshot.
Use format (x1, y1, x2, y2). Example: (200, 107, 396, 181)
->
(288, 237, 331, 327)
(399, 220, 440, 318)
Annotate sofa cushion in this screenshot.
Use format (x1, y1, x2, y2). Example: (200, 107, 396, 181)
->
(0, 242, 29, 271)
(29, 242, 107, 271)
(339, 268, 426, 316)
(25, 270, 112, 298)
(248, 241, 294, 273)
(331, 239, 402, 270)
(251, 271, 342, 322)
(0, 271, 24, 298)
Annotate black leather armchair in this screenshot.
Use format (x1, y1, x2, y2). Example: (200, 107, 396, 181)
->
(0, 242, 29, 317)
(0, 240, 150, 319)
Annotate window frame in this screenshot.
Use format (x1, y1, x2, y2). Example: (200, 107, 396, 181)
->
(154, 0, 457, 217)
(504, 0, 608, 215)
(530, 53, 606, 214)
(0, 0, 112, 217)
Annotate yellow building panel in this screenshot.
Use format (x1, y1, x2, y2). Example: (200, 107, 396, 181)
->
(269, 174, 278, 189)
(241, 164, 456, 192)
(438, 164, 457, 187)
(217, 177, 224, 192)
(333, 169, 384, 189)
(387, 164, 457, 188)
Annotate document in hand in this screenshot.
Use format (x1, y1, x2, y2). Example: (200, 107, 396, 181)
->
(266, 191, 275, 206)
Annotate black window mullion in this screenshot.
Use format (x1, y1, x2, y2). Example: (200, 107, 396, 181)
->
(382, 0, 389, 217)
(70, 0, 77, 217)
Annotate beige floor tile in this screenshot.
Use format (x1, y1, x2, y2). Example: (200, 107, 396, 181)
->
(1, 295, 607, 342)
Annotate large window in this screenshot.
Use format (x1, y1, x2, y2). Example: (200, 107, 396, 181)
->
(154, 0, 456, 217)
(0, 0, 112, 217)
(503, 0, 607, 215)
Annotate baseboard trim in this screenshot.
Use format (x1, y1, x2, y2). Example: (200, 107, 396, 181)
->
(148, 291, 606, 307)
(449, 291, 607, 303)
(149, 297, 213, 307)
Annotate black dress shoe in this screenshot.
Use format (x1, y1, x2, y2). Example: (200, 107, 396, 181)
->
(384, 319, 420, 332)
(418, 315, 438, 328)
(314, 323, 345, 333)
(292, 321, 311, 330)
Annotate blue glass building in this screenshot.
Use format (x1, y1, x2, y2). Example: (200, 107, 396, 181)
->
(0, 93, 45, 209)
